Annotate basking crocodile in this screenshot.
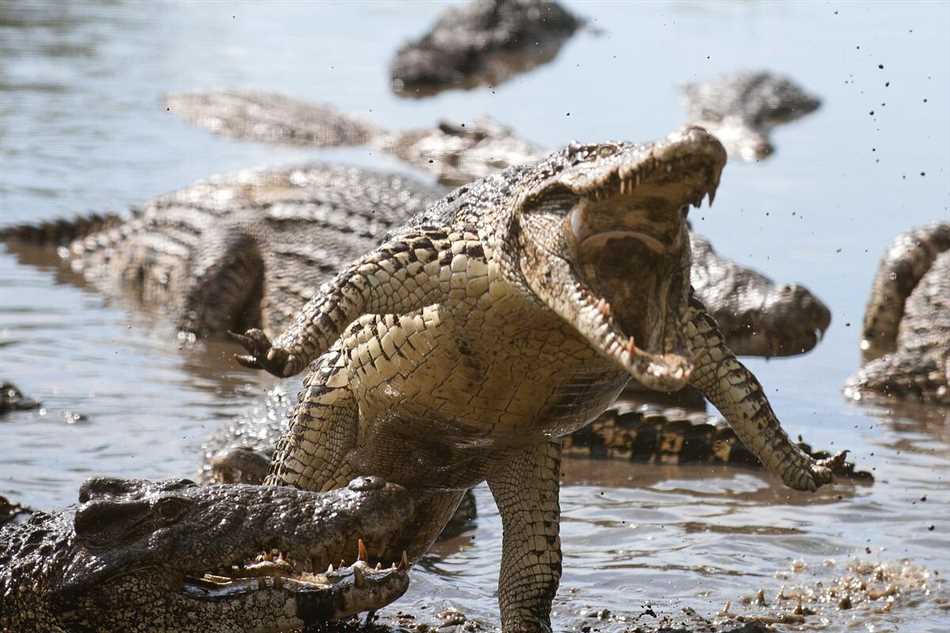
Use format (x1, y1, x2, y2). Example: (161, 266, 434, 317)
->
(1, 381, 40, 414)
(389, 0, 582, 97)
(5, 118, 830, 357)
(845, 222, 950, 404)
(0, 476, 412, 633)
(228, 128, 839, 633)
(1, 164, 440, 338)
(682, 71, 821, 161)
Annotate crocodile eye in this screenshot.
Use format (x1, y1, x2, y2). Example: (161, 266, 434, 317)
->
(153, 497, 191, 522)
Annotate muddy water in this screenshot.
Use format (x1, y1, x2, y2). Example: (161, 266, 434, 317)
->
(0, 2, 948, 631)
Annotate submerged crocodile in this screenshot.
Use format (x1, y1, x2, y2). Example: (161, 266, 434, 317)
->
(389, 0, 581, 97)
(5, 110, 830, 357)
(1, 381, 40, 414)
(227, 128, 839, 633)
(682, 71, 821, 161)
(0, 476, 412, 633)
(845, 222, 950, 404)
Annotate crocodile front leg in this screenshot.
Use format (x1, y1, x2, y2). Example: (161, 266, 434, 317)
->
(232, 225, 487, 377)
(487, 441, 562, 633)
(684, 294, 834, 491)
(265, 344, 359, 491)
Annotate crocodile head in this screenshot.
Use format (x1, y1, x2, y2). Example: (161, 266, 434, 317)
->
(51, 477, 411, 632)
(503, 127, 727, 391)
(688, 233, 832, 358)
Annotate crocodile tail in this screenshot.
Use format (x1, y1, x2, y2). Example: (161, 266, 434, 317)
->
(163, 90, 385, 148)
(861, 222, 950, 363)
(0, 212, 126, 247)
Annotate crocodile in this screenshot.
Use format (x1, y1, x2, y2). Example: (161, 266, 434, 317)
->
(163, 92, 544, 187)
(845, 222, 950, 404)
(682, 71, 821, 161)
(6, 110, 830, 357)
(0, 476, 412, 633)
(389, 0, 582, 97)
(228, 128, 839, 633)
(1, 381, 41, 414)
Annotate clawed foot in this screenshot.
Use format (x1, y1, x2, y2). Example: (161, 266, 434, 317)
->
(228, 329, 301, 377)
(783, 454, 836, 492)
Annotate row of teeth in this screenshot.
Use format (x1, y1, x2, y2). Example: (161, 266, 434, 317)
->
(192, 539, 409, 589)
(587, 161, 718, 208)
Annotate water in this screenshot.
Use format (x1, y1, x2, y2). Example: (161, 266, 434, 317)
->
(0, 1, 948, 630)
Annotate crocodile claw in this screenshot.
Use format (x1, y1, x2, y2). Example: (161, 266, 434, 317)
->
(228, 329, 299, 377)
(783, 455, 834, 492)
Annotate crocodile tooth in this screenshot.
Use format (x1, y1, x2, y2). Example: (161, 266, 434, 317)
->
(399, 550, 409, 570)
(327, 563, 334, 573)
(353, 565, 366, 588)
(375, 562, 382, 571)
(357, 538, 367, 562)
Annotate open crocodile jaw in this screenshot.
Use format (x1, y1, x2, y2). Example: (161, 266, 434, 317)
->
(520, 127, 726, 391)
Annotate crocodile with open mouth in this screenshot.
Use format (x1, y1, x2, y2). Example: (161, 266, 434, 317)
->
(227, 128, 838, 633)
(845, 222, 950, 404)
(0, 476, 412, 633)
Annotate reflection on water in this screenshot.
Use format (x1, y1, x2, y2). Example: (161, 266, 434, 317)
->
(0, 2, 948, 632)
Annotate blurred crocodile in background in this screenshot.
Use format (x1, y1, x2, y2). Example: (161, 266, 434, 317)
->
(4, 107, 830, 358)
(0, 476, 412, 633)
(1, 164, 440, 339)
(845, 222, 950, 404)
(1, 381, 40, 415)
(389, 0, 582, 97)
(682, 71, 822, 161)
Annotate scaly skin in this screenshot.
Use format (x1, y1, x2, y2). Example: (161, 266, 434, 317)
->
(846, 222, 950, 404)
(231, 128, 835, 633)
(682, 71, 821, 161)
(1, 164, 439, 338)
(389, 0, 581, 97)
(161, 90, 831, 355)
(565, 404, 869, 480)
(0, 477, 412, 633)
